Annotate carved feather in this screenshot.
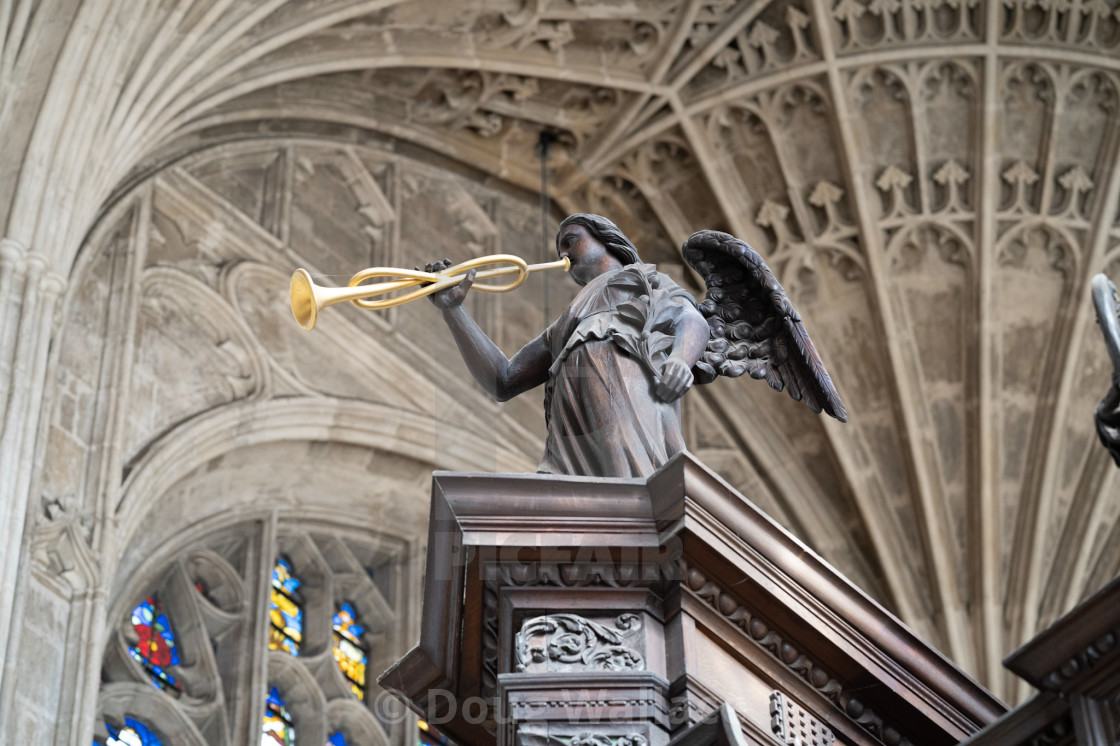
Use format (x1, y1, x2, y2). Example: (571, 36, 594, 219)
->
(683, 230, 847, 422)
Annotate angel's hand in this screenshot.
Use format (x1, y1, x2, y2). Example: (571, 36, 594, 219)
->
(421, 259, 475, 310)
(655, 358, 694, 402)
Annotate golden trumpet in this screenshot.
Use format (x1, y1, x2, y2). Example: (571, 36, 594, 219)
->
(290, 254, 571, 330)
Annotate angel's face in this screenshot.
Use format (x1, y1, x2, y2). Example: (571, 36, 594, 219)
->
(556, 223, 622, 285)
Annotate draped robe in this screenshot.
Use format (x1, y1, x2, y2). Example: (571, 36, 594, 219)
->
(538, 263, 705, 478)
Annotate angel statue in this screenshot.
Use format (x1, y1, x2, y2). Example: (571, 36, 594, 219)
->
(1092, 273, 1120, 466)
(427, 213, 847, 478)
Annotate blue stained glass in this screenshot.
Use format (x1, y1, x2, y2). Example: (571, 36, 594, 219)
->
(274, 558, 302, 598)
(263, 685, 295, 746)
(327, 733, 352, 746)
(333, 602, 365, 639)
(100, 717, 163, 746)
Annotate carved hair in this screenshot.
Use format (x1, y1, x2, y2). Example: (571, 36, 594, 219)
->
(557, 213, 641, 265)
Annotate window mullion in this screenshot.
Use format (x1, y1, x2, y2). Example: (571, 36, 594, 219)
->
(242, 511, 280, 746)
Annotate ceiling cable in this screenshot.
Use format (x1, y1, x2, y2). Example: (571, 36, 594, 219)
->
(537, 130, 557, 324)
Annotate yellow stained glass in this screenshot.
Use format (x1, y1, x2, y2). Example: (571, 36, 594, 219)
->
(332, 602, 367, 700)
(269, 558, 302, 656)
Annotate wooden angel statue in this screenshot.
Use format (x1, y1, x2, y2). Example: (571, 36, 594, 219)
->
(428, 213, 846, 478)
(1092, 273, 1120, 466)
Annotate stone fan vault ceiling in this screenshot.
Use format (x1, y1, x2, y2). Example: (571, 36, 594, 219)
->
(7, 0, 1120, 705)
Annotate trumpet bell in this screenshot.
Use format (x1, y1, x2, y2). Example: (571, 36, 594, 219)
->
(289, 255, 570, 330)
(290, 268, 317, 331)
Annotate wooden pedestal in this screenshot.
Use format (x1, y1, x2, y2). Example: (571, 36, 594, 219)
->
(379, 453, 1004, 746)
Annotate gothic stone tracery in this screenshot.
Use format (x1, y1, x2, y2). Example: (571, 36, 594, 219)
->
(3, 2, 1120, 741)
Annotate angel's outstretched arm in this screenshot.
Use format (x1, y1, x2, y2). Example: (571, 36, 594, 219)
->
(428, 263, 550, 402)
(655, 308, 709, 402)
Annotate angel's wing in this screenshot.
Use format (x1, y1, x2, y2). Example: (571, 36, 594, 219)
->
(682, 230, 847, 422)
(1092, 274, 1120, 380)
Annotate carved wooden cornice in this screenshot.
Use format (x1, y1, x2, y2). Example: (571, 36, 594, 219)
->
(1004, 575, 1120, 696)
(379, 451, 1005, 746)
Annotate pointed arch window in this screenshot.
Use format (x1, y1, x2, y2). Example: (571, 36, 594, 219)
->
(97, 717, 164, 746)
(127, 596, 182, 695)
(269, 557, 303, 655)
(332, 601, 368, 699)
(98, 518, 411, 746)
(263, 686, 296, 745)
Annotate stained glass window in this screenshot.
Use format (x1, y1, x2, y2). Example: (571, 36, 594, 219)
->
(127, 596, 182, 695)
(269, 557, 303, 655)
(332, 602, 368, 699)
(263, 686, 295, 746)
(97, 717, 163, 746)
(326, 733, 352, 746)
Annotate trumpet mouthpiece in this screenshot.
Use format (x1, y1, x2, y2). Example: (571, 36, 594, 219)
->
(290, 268, 317, 330)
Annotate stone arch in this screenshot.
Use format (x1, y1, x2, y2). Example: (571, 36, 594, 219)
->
(96, 681, 209, 746)
(112, 395, 518, 574)
(99, 455, 419, 746)
(885, 219, 974, 270)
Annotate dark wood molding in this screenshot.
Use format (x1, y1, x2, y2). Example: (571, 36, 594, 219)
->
(380, 452, 1006, 746)
(1004, 575, 1120, 694)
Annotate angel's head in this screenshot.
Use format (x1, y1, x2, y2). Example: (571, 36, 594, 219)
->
(557, 214, 641, 266)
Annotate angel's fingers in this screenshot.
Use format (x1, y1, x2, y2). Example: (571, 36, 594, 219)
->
(656, 372, 689, 401)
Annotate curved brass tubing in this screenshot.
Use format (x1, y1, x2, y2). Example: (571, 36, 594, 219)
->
(290, 254, 571, 330)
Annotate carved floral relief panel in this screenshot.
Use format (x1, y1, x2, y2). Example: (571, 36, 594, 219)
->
(514, 613, 646, 673)
(408, 68, 633, 159)
(671, 0, 751, 84)
(468, 0, 682, 73)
